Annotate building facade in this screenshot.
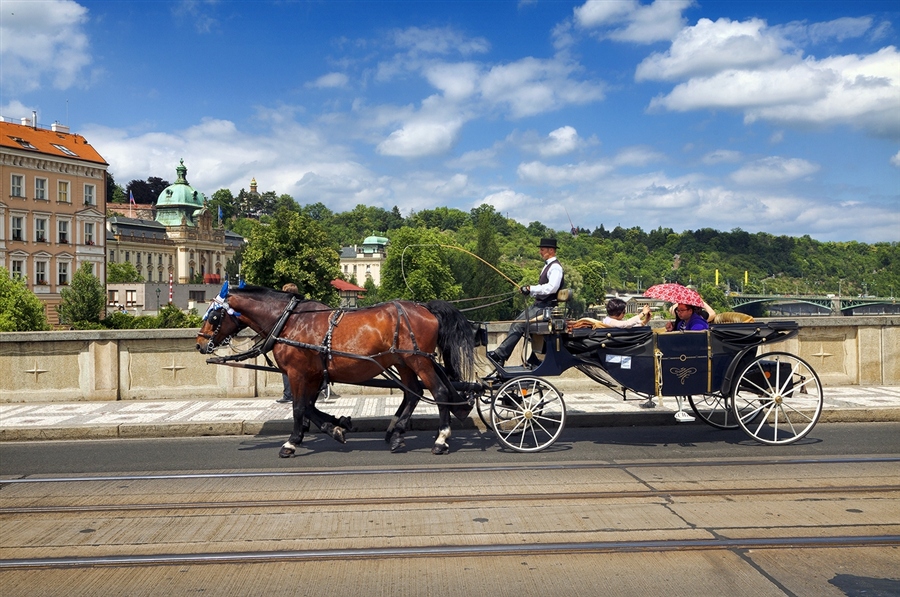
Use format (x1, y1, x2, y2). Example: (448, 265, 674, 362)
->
(0, 117, 108, 325)
(339, 235, 388, 287)
(106, 160, 243, 295)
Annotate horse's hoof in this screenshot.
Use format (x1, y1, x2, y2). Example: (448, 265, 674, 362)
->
(331, 426, 347, 444)
(338, 416, 356, 432)
(279, 447, 295, 458)
(431, 443, 449, 455)
(390, 437, 406, 453)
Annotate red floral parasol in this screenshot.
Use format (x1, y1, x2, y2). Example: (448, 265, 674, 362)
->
(643, 283, 704, 308)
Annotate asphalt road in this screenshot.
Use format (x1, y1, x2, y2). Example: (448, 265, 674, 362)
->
(2, 422, 899, 597)
(2, 421, 899, 476)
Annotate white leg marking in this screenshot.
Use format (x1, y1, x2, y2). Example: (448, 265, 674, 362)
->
(435, 426, 451, 446)
(282, 441, 296, 451)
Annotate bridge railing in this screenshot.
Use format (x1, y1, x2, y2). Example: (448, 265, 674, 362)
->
(1, 316, 897, 403)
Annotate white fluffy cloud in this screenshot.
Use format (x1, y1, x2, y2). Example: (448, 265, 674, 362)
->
(730, 157, 820, 186)
(574, 0, 694, 43)
(636, 18, 788, 81)
(638, 16, 900, 139)
(890, 151, 900, 168)
(308, 72, 349, 89)
(539, 126, 581, 157)
(480, 57, 604, 118)
(0, 0, 92, 92)
(517, 160, 613, 185)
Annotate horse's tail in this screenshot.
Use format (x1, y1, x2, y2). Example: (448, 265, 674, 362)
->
(425, 300, 475, 381)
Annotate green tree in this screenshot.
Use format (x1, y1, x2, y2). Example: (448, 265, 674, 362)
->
(463, 210, 509, 320)
(107, 261, 143, 283)
(577, 260, 608, 307)
(57, 263, 106, 327)
(380, 227, 462, 301)
(241, 208, 340, 304)
(210, 188, 236, 226)
(0, 267, 50, 331)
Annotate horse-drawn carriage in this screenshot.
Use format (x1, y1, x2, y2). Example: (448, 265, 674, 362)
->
(197, 282, 824, 457)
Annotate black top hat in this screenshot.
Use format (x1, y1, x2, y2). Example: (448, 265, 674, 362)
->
(538, 237, 558, 249)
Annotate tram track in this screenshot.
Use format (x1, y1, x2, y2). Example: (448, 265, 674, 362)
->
(1, 483, 898, 515)
(3, 534, 899, 570)
(3, 444, 899, 594)
(3, 454, 898, 484)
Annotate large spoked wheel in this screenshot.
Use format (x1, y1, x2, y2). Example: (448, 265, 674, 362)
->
(490, 376, 566, 453)
(731, 352, 824, 445)
(475, 388, 494, 430)
(688, 393, 762, 429)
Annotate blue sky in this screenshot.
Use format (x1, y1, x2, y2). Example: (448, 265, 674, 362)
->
(2, 0, 898, 242)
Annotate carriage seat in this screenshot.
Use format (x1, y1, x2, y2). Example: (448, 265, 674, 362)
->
(713, 312, 755, 324)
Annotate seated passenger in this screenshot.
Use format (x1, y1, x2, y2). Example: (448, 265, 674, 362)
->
(666, 303, 710, 331)
(602, 298, 651, 328)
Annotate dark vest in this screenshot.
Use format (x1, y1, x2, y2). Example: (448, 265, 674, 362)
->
(534, 260, 564, 308)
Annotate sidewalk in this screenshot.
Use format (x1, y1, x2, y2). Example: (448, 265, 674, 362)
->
(2, 384, 899, 441)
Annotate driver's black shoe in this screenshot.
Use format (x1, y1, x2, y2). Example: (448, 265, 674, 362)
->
(487, 351, 505, 366)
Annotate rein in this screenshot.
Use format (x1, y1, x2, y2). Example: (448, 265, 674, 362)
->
(205, 296, 463, 407)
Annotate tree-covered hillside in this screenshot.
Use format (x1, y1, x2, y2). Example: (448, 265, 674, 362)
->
(208, 184, 897, 318)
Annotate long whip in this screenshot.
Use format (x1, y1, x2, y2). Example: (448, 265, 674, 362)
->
(401, 243, 521, 292)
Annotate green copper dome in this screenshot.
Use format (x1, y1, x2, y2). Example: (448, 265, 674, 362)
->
(155, 159, 207, 227)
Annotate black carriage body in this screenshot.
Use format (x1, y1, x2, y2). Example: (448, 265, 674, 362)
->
(564, 321, 800, 397)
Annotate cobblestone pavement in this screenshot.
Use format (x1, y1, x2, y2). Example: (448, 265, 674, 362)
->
(2, 384, 898, 441)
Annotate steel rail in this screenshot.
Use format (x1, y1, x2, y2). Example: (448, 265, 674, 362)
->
(2, 535, 898, 570)
(2, 455, 898, 485)
(2, 484, 897, 515)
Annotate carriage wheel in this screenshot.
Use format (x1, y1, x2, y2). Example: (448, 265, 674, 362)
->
(475, 389, 494, 430)
(490, 376, 566, 453)
(731, 352, 823, 445)
(687, 393, 761, 429)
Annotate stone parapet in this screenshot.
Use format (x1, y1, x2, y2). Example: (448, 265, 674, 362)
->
(1, 316, 897, 403)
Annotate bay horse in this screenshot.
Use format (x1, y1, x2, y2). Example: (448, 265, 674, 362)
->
(196, 282, 476, 457)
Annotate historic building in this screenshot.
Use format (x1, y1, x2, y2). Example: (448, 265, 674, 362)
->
(339, 235, 388, 287)
(106, 159, 242, 289)
(0, 117, 108, 324)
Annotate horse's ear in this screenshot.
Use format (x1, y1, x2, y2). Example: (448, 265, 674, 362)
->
(219, 280, 229, 298)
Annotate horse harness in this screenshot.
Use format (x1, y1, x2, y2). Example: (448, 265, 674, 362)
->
(206, 297, 447, 404)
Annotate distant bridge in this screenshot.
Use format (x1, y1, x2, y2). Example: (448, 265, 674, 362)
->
(730, 294, 899, 316)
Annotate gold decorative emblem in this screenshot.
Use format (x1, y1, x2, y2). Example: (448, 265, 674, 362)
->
(670, 367, 697, 385)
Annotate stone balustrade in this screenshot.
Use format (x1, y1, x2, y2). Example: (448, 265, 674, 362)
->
(1, 316, 897, 403)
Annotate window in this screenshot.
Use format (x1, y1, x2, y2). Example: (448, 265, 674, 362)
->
(9, 136, 37, 150)
(11, 260, 23, 279)
(109, 250, 115, 262)
(35, 261, 47, 285)
(136, 252, 142, 264)
(189, 291, 206, 302)
(58, 262, 69, 286)
(84, 184, 95, 205)
(125, 251, 130, 262)
(51, 143, 78, 157)
(125, 290, 137, 307)
(11, 216, 23, 241)
(58, 181, 70, 203)
(10, 174, 24, 197)
(158, 254, 163, 266)
(85, 222, 95, 245)
(108, 290, 119, 305)
(35, 218, 47, 242)
(35, 178, 47, 200)
(58, 220, 69, 244)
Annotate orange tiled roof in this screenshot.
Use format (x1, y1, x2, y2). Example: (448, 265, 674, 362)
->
(331, 279, 367, 292)
(0, 120, 107, 165)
